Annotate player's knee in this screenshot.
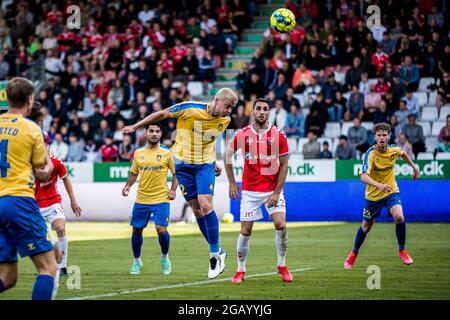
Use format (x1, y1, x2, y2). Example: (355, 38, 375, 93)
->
(156, 227, 167, 235)
(394, 215, 404, 224)
(199, 202, 213, 215)
(2, 274, 18, 290)
(240, 229, 252, 237)
(56, 226, 65, 238)
(274, 221, 286, 231)
(132, 228, 143, 234)
(361, 222, 372, 233)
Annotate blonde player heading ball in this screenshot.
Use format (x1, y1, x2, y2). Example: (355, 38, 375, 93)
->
(122, 88, 238, 279)
(225, 98, 293, 283)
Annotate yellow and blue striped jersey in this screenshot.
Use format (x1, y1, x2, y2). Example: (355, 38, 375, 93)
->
(0, 113, 47, 198)
(360, 145, 405, 201)
(131, 144, 175, 205)
(169, 101, 231, 164)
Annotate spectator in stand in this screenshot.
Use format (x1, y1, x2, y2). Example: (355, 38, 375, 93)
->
(436, 115, 450, 153)
(243, 72, 265, 100)
(394, 100, 411, 128)
(283, 88, 301, 111)
(66, 76, 85, 113)
(292, 62, 313, 93)
(259, 58, 277, 92)
(82, 91, 104, 118)
(402, 89, 420, 118)
(373, 100, 392, 124)
(178, 47, 199, 82)
(100, 135, 119, 163)
(348, 117, 369, 154)
(322, 72, 342, 105)
(364, 85, 382, 121)
(50, 133, 69, 161)
(320, 141, 333, 159)
(0, 52, 9, 80)
(285, 105, 305, 138)
(345, 57, 364, 90)
(269, 99, 288, 130)
(326, 91, 341, 123)
(335, 135, 357, 160)
(358, 72, 370, 96)
(118, 135, 136, 162)
(67, 134, 85, 162)
(303, 131, 321, 159)
(95, 119, 113, 146)
(372, 44, 389, 74)
(346, 85, 364, 120)
(374, 75, 391, 96)
(403, 114, 426, 158)
(399, 55, 420, 91)
(381, 32, 396, 57)
(436, 73, 450, 110)
(305, 107, 325, 137)
(311, 92, 328, 123)
(398, 133, 414, 159)
(198, 50, 215, 83)
(230, 104, 249, 129)
(272, 72, 289, 100)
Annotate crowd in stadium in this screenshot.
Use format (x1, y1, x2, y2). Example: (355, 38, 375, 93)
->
(0, 0, 450, 162)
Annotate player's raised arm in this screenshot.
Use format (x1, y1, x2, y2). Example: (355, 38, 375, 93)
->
(401, 152, 420, 180)
(62, 176, 82, 218)
(122, 107, 171, 134)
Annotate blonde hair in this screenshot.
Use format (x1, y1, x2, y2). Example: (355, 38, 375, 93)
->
(215, 88, 238, 105)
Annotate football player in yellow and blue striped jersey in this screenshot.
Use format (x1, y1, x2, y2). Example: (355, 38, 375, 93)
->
(122, 88, 238, 279)
(344, 122, 420, 269)
(0, 78, 58, 300)
(122, 123, 178, 276)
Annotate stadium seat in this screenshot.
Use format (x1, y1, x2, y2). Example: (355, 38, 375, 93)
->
(361, 122, 373, 131)
(294, 94, 306, 108)
(332, 138, 339, 154)
(317, 137, 333, 151)
(439, 106, 450, 120)
(432, 121, 445, 135)
(171, 81, 182, 89)
(435, 153, 450, 160)
(297, 138, 309, 153)
(421, 107, 438, 121)
(368, 78, 378, 87)
(324, 123, 341, 138)
(187, 81, 203, 97)
(341, 122, 353, 136)
(413, 92, 428, 107)
(428, 91, 437, 106)
(287, 138, 298, 154)
(417, 121, 431, 136)
(343, 92, 351, 101)
(425, 136, 438, 153)
(302, 107, 310, 118)
(418, 77, 435, 92)
(416, 152, 434, 160)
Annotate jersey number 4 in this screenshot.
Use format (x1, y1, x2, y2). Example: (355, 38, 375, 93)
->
(0, 140, 11, 178)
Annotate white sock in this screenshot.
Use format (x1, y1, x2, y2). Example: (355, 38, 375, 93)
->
(52, 268, 60, 300)
(58, 236, 68, 269)
(210, 248, 221, 259)
(237, 234, 250, 272)
(134, 257, 142, 264)
(161, 254, 168, 259)
(275, 229, 288, 267)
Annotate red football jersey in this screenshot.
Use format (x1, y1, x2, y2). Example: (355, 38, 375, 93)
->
(35, 153, 68, 208)
(229, 124, 289, 192)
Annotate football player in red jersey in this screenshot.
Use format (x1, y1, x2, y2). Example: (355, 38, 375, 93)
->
(34, 136, 82, 277)
(225, 98, 293, 283)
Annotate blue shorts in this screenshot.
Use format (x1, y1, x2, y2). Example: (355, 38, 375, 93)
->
(130, 202, 170, 228)
(0, 196, 53, 263)
(363, 193, 402, 221)
(174, 158, 215, 202)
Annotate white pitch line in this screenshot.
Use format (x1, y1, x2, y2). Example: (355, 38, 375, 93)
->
(65, 268, 314, 300)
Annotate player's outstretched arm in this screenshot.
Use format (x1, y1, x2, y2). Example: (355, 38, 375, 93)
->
(360, 173, 392, 193)
(33, 153, 54, 181)
(62, 176, 82, 218)
(267, 154, 289, 208)
(122, 108, 171, 134)
(401, 153, 420, 180)
(224, 146, 240, 200)
(122, 173, 138, 197)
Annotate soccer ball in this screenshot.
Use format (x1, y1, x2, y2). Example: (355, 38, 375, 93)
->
(270, 8, 296, 33)
(222, 212, 234, 224)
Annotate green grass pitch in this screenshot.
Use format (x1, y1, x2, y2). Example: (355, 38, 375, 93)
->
(2, 222, 450, 300)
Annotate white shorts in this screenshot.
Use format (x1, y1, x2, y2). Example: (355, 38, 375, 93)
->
(40, 203, 66, 226)
(240, 190, 286, 222)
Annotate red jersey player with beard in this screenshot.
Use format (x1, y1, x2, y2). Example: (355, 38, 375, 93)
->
(35, 133, 82, 276)
(225, 98, 292, 284)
